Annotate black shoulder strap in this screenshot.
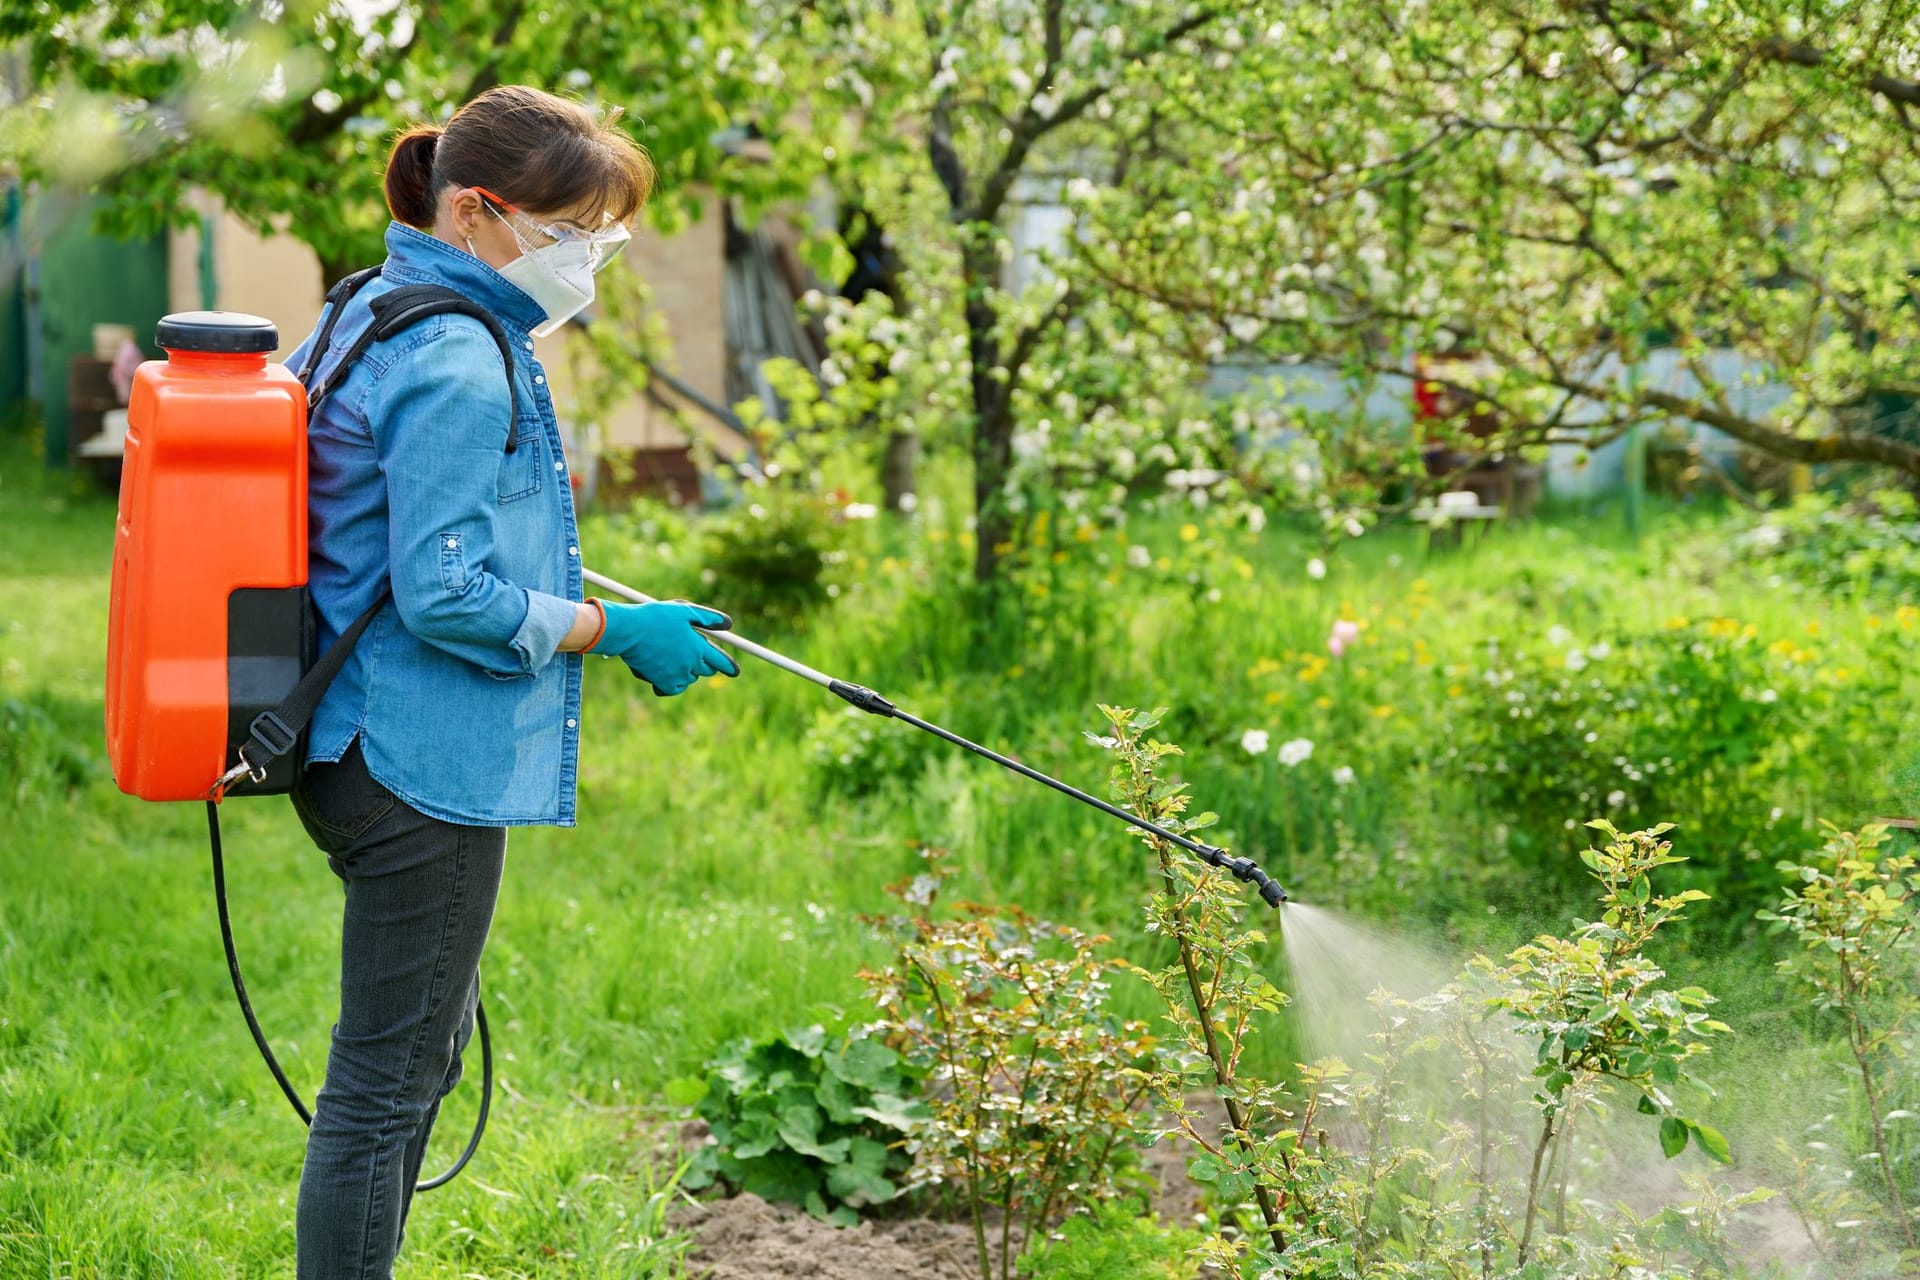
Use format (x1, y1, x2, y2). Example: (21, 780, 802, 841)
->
(226, 277, 526, 789)
(296, 266, 385, 386)
(303, 281, 522, 453)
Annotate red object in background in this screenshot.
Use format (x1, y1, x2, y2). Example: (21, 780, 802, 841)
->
(1412, 359, 1444, 419)
(105, 313, 307, 801)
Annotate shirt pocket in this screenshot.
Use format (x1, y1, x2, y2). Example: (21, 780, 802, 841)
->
(497, 424, 545, 503)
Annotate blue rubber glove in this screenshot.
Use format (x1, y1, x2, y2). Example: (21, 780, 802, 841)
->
(589, 599, 740, 696)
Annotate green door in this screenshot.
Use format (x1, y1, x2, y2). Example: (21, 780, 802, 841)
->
(30, 191, 170, 465)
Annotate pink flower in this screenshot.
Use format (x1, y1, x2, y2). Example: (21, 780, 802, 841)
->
(1328, 619, 1360, 657)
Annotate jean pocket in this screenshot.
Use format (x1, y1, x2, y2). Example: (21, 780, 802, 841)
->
(290, 740, 399, 851)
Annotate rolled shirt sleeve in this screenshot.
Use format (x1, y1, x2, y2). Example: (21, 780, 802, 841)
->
(370, 320, 571, 677)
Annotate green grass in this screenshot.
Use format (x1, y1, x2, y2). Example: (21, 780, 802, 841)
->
(0, 439, 1910, 1274)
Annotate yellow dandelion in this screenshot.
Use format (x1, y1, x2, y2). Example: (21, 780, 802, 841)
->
(1768, 638, 1796, 658)
(1897, 605, 1919, 627)
(1180, 523, 1199, 542)
(1156, 557, 1172, 571)
(1314, 696, 1333, 710)
(1265, 690, 1285, 705)
(1804, 620, 1822, 637)
(1867, 614, 1883, 630)
(1447, 684, 1465, 698)
(1706, 618, 1741, 639)
(1371, 705, 1396, 718)
(1666, 616, 1690, 630)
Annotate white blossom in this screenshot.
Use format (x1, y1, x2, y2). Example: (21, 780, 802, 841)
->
(1332, 765, 1356, 787)
(1307, 557, 1327, 580)
(1240, 729, 1271, 755)
(1278, 738, 1314, 767)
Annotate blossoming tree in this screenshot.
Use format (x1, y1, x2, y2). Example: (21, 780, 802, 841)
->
(1072, 1, 1920, 479)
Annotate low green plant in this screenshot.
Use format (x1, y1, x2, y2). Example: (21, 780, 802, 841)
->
(1451, 617, 1880, 913)
(861, 847, 1161, 1280)
(1761, 823, 1920, 1260)
(803, 695, 945, 797)
(671, 1023, 930, 1225)
(1016, 1201, 1206, 1279)
(1476, 820, 1734, 1265)
(697, 491, 846, 630)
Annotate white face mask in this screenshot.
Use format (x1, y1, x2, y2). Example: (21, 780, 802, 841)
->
(478, 199, 630, 338)
(498, 239, 596, 337)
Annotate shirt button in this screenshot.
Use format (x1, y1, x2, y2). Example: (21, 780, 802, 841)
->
(523, 339, 534, 350)
(568, 546, 578, 556)
(444, 538, 458, 549)
(553, 460, 564, 472)
(534, 374, 546, 385)
(566, 718, 577, 729)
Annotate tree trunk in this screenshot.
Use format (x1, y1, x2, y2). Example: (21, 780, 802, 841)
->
(965, 239, 1014, 586)
(881, 427, 919, 512)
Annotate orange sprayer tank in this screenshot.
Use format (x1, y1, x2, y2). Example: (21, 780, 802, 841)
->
(106, 312, 311, 801)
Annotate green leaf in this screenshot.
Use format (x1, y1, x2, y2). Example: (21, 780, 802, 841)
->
(777, 1104, 851, 1163)
(1690, 1122, 1733, 1165)
(1637, 1094, 1659, 1116)
(825, 1038, 898, 1089)
(826, 1136, 899, 1207)
(739, 1150, 822, 1206)
(850, 1091, 932, 1131)
(1659, 1116, 1689, 1159)
(783, 1024, 828, 1058)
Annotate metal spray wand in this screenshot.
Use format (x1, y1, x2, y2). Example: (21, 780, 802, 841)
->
(582, 567, 1289, 907)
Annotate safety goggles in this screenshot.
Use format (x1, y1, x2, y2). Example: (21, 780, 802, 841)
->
(472, 185, 631, 273)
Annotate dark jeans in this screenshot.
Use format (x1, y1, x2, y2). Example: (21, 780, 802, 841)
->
(289, 738, 505, 1280)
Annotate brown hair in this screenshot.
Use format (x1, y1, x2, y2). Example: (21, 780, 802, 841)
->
(384, 85, 654, 230)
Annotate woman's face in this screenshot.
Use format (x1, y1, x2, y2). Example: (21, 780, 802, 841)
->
(440, 186, 610, 272)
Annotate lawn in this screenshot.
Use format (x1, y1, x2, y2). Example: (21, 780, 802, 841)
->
(2, 445, 1913, 1276)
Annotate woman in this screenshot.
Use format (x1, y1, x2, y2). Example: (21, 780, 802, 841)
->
(283, 85, 737, 1279)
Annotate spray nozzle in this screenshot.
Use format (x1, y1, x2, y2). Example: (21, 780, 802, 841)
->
(1195, 842, 1289, 907)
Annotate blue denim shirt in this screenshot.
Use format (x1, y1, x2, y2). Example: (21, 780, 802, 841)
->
(286, 222, 583, 827)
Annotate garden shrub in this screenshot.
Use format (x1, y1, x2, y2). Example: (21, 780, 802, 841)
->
(1730, 488, 1920, 599)
(862, 848, 1161, 1280)
(697, 493, 846, 630)
(802, 690, 948, 798)
(1092, 708, 1761, 1278)
(670, 1023, 929, 1225)
(1450, 618, 1894, 912)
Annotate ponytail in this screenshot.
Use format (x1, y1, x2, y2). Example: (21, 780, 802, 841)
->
(384, 126, 443, 228)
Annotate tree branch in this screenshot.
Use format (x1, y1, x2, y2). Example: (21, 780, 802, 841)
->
(1552, 372, 1920, 476)
(971, 6, 1224, 224)
(1757, 36, 1920, 109)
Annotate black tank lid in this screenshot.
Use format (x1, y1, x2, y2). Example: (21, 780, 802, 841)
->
(156, 311, 280, 354)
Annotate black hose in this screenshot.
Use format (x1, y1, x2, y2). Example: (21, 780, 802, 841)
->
(205, 801, 492, 1190)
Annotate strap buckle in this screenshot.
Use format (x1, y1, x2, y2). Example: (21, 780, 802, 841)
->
(209, 711, 296, 799)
